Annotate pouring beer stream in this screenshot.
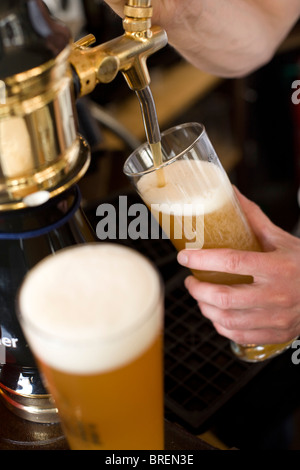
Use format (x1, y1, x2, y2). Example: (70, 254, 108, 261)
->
(136, 86, 165, 187)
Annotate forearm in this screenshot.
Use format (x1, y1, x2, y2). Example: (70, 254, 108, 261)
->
(159, 0, 300, 77)
(105, 0, 300, 77)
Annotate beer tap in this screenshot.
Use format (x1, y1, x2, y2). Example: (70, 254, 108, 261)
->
(0, 0, 167, 423)
(0, 0, 167, 211)
(70, 0, 167, 96)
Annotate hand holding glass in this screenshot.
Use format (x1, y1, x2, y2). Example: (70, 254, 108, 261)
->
(124, 122, 294, 362)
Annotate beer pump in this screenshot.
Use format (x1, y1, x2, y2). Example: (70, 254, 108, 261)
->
(0, 0, 167, 423)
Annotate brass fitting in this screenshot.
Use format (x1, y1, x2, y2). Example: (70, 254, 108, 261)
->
(0, 1, 167, 210)
(69, 1, 167, 94)
(123, 0, 153, 34)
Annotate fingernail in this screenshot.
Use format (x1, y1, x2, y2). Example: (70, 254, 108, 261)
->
(177, 251, 188, 266)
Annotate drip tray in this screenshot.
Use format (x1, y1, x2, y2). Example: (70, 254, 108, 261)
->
(85, 192, 268, 431)
(163, 269, 267, 429)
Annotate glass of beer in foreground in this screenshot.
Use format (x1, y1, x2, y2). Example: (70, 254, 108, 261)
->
(17, 243, 164, 450)
(124, 122, 294, 363)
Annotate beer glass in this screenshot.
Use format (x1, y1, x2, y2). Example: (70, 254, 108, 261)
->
(17, 243, 164, 450)
(124, 122, 294, 362)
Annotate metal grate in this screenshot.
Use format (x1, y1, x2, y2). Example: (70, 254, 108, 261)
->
(163, 269, 266, 429)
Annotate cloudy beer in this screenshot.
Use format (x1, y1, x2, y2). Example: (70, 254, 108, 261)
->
(138, 159, 261, 285)
(124, 122, 295, 362)
(18, 244, 164, 450)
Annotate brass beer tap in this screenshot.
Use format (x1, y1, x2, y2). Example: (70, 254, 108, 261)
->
(70, 1, 168, 95)
(0, 0, 167, 211)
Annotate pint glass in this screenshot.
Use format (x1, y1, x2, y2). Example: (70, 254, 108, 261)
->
(124, 122, 294, 362)
(18, 243, 164, 450)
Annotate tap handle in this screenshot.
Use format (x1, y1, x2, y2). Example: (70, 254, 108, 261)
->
(74, 34, 97, 48)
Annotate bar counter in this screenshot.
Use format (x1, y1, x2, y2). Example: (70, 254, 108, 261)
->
(0, 398, 216, 450)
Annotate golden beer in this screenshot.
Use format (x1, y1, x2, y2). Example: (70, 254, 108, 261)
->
(132, 138, 294, 363)
(18, 244, 164, 450)
(138, 159, 261, 285)
(38, 336, 163, 450)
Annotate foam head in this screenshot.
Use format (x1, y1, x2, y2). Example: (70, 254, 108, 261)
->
(137, 159, 233, 215)
(18, 244, 163, 374)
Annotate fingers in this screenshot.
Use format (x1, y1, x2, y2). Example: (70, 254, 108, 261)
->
(183, 275, 265, 310)
(211, 322, 294, 346)
(196, 293, 297, 345)
(183, 275, 300, 344)
(177, 248, 269, 279)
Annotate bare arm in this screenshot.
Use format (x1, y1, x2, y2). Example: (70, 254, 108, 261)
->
(105, 0, 300, 77)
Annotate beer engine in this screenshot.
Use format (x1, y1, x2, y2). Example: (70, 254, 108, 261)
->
(0, 0, 167, 423)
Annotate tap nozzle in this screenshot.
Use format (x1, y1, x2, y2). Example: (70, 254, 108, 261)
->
(69, 1, 167, 95)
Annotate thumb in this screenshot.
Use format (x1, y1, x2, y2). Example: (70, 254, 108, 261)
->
(233, 187, 276, 251)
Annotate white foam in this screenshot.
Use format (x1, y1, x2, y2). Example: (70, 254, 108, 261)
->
(138, 159, 232, 215)
(19, 244, 163, 374)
